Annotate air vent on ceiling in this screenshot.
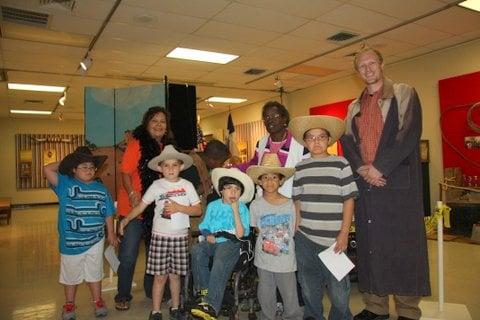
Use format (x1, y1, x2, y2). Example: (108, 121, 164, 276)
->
(244, 68, 266, 75)
(25, 99, 44, 104)
(1, 6, 49, 27)
(327, 31, 359, 42)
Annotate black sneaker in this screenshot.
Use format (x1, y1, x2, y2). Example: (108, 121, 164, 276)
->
(170, 308, 183, 320)
(353, 309, 389, 320)
(191, 302, 217, 320)
(148, 311, 162, 320)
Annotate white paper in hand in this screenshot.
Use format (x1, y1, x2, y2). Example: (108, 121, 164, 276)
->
(171, 213, 190, 229)
(104, 245, 120, 273)
(318, 242, 355, 281)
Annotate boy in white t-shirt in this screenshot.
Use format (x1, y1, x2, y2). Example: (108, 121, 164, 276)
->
(119, 145, 202, 320)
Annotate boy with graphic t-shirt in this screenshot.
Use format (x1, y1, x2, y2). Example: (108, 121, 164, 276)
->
(43, 147, 117, 320)
(119, 145, 202, 320)
(247, 153, 303, 320)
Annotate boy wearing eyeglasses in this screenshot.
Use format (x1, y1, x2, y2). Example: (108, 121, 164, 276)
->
(288, 116, 359, 320)
(43, 147, 117, 320)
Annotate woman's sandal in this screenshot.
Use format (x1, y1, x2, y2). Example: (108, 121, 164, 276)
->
(115, 300, 130, 311)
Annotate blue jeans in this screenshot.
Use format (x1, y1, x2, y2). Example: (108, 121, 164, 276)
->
(295, 232, 352, 320)
(115, 218, 153, 302)
(191, 240, 240, 313)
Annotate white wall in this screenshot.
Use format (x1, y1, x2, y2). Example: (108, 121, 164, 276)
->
(202, 39, 480, 211)
(0, 118, 84, 204)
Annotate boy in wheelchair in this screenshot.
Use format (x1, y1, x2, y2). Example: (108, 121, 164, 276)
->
(190, 168, 255, 320)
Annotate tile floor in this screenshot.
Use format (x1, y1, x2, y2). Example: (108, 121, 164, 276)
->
(0, 205, 478, 320)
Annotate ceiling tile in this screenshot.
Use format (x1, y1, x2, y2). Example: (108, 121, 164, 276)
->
(213, 2, 308, 33)
(194, 21, 281, 46)
(350, 0, 445, 19)
(290, 21, 358, 42)
(364, 36, 417, 55)
(225, 56, 289, 71)
(91, 50, 161, 66)
(416, 6, 480, 35)
(382, 23, 453, 45)
(93, 38, 174, 57)
(1, 38, 86, 57)
(248, 47, 312, 63)
(50, 14, 102, 36)
(266, 35, 337, 55)
(307, 56, 353, 70)
(317, 4, 402, 34)
(122, 0, 230, 19)
(112, 4, 207, 34)
(285, 64, 339, 77)
(3, 51, 79, 70)
(178, 35, 254, 55)
(424, 35, 473, 51)
(102, 22, 187, 46)
(235, 0, 343, 19)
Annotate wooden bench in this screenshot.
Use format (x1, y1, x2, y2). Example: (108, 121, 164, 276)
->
(0, 198, 12, 225)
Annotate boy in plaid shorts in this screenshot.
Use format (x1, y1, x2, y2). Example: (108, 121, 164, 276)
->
(119, 145, 202, 320)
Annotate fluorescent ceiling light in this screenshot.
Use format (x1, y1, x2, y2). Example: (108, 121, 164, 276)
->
(167, 47, 239, 64)
(8, 83, 66, 93)
(207, 97, 247, 104)
(458, 0, 480, 11)
(10, 109, 52, 115)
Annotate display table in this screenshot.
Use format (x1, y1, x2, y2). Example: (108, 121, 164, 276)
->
(447, 200, 480, 236)
(0, 197, 11, 225)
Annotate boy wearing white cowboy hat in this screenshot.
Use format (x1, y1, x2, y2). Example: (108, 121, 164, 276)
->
(289, 116, 359, 320)
(119, 145, 202, 320)
(43, 146, 116, 320)
(190, 168, 254, 320)
(247, 153, 303, 320)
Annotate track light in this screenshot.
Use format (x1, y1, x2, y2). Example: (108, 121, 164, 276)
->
(59, 91, 67, 106)
(80, 56, 92, 71)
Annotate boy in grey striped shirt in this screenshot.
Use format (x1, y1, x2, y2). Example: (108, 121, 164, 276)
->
(289, 115, 359, 320)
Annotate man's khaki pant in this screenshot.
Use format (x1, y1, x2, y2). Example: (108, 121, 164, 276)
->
(363, 292, 422, 319)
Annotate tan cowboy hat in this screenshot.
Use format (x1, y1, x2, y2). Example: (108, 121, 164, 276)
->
(211, 168, 255, 203)
(59, 146, 107, 176)
(246, 153, 295, 185)
(147, 144, 193, 171)
(289, 115, 345, 147)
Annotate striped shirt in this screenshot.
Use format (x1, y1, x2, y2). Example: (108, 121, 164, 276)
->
(292, 156, 359, 247)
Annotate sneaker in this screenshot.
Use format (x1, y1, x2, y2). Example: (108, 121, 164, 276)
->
(62, 303, 76, 320)
(170, 307, 183, 320)
(148, 311, 163, 320)
(191, 302, 217, 320)
(353, 309, 389, 320)
(93, 298, 108, 317)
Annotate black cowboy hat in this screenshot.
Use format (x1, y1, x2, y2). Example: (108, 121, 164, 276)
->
(58, 146, 108, 176)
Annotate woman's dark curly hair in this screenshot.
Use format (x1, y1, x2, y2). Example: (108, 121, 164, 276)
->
(132, 106, 174, 144)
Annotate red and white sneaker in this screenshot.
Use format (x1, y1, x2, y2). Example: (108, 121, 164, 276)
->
(93, 298, 108, 317)
(62, 302, 76, 320)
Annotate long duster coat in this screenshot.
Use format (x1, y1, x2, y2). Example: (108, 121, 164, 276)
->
(340, 78, 431, 296)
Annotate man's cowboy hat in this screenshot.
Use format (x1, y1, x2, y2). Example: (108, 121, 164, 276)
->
(289, 115, 345, 147)
(58, 146, 107, 175)
(147, 144, 193, 171)
(246, 153, 295, 185)
(211, 168, 255, 203)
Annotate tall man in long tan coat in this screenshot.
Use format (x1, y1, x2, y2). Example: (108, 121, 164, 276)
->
(341, 48, 430, 320)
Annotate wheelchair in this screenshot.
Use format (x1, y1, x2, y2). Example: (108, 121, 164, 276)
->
(183, 231, 258, 320)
